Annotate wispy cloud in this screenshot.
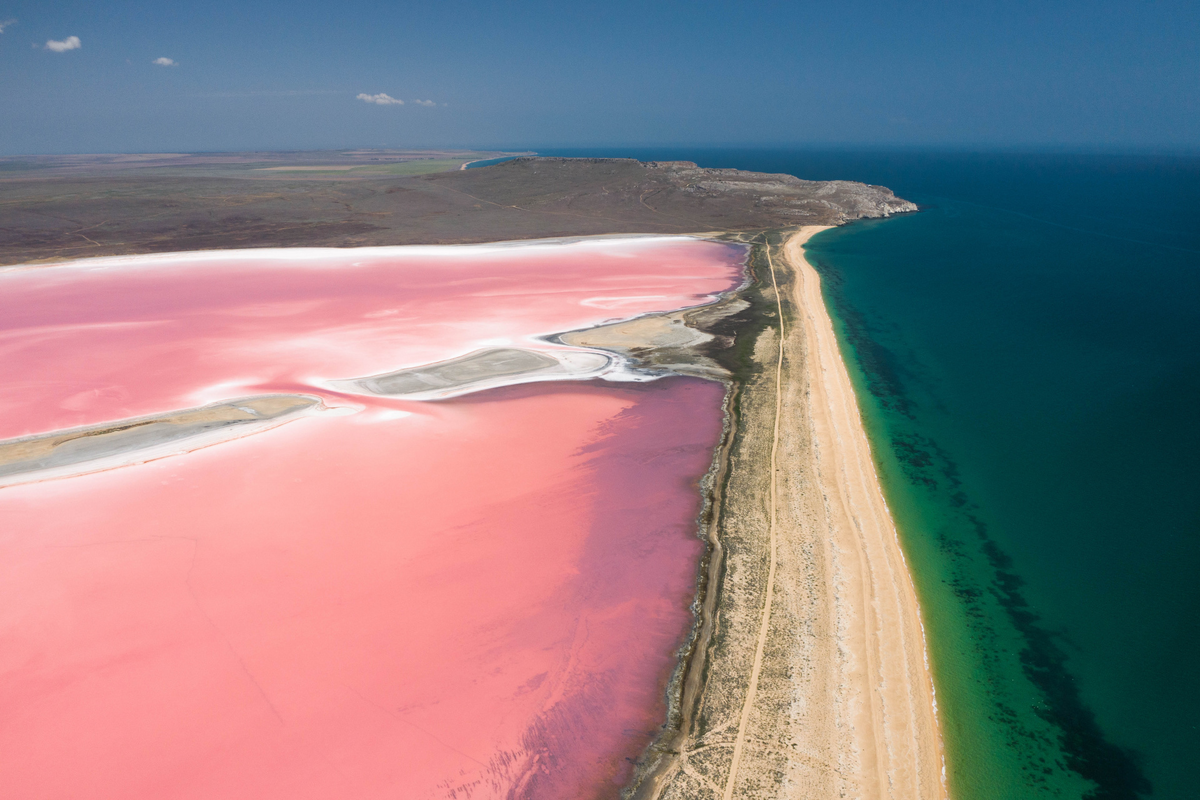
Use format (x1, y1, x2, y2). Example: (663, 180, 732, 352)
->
(412, 99, 437, 107)
(0, 19, 16, 34)
(153, 57, 178, 67)
(357, 92, 404, 106)
(45, 35, 81, 52)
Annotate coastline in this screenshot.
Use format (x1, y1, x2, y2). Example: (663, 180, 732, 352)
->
(629, 227, 945, 799)
(785, 228, 945, 797)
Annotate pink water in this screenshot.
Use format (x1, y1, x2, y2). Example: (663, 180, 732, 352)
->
(0, 238, 742, 799)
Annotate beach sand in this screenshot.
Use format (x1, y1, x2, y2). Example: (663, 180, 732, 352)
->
(631, 227, 945, 799)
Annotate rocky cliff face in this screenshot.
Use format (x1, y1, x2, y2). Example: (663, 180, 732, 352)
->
(651, 161, 918, 222)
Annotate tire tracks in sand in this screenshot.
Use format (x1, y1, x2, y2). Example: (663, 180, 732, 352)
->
(720, 239, 786, 800)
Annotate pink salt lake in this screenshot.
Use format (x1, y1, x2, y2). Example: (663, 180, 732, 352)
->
(0, 237, 744, 799)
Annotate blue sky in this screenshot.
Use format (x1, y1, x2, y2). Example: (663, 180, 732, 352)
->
(1, 0, 1198, 154)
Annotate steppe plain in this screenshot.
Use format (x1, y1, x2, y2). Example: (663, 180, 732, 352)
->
(0, 152, 940, 799)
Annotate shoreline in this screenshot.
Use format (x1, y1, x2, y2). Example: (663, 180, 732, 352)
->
(628, 227, 945, 799)
(785, 227, 946, 797)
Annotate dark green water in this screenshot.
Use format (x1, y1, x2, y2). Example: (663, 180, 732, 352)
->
(541, 149, 1200, 798)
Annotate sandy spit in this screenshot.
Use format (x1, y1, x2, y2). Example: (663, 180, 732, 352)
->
(629, 227, 946, 800)
(783, 227, 946, 798)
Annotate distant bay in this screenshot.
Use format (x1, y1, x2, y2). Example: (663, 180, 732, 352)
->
(543, 148, 1200, 799)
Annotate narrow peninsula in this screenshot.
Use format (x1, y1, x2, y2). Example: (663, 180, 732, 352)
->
(616, 230, 947, 799)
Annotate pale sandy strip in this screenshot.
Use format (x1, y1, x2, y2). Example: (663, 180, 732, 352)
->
(785, 227, 947, 799)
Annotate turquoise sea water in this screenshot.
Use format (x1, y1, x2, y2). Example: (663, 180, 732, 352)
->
(541, 149, 1200, 799)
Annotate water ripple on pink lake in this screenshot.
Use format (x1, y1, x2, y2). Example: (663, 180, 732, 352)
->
(0, 238, 742, 799)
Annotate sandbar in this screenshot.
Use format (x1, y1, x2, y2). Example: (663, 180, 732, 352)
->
(0, 395, 318, 485)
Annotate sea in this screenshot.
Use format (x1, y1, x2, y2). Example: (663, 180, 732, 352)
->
(524, 149, 1200, 799)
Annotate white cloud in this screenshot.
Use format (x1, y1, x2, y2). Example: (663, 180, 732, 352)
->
(0, 19, 16, 34)
(45, 35, 81, 52)
(153, 57, 178, 67)
(356, 92, 404, 106)
(412, 99, 436, 107)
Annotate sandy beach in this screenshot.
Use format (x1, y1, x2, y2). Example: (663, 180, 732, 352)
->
(785, 227, 945, 797)
(632, 227, 945, 799)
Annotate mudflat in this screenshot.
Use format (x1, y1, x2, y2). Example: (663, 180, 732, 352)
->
(336, 347, 611, 399)
(0, 396, 318, 485)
